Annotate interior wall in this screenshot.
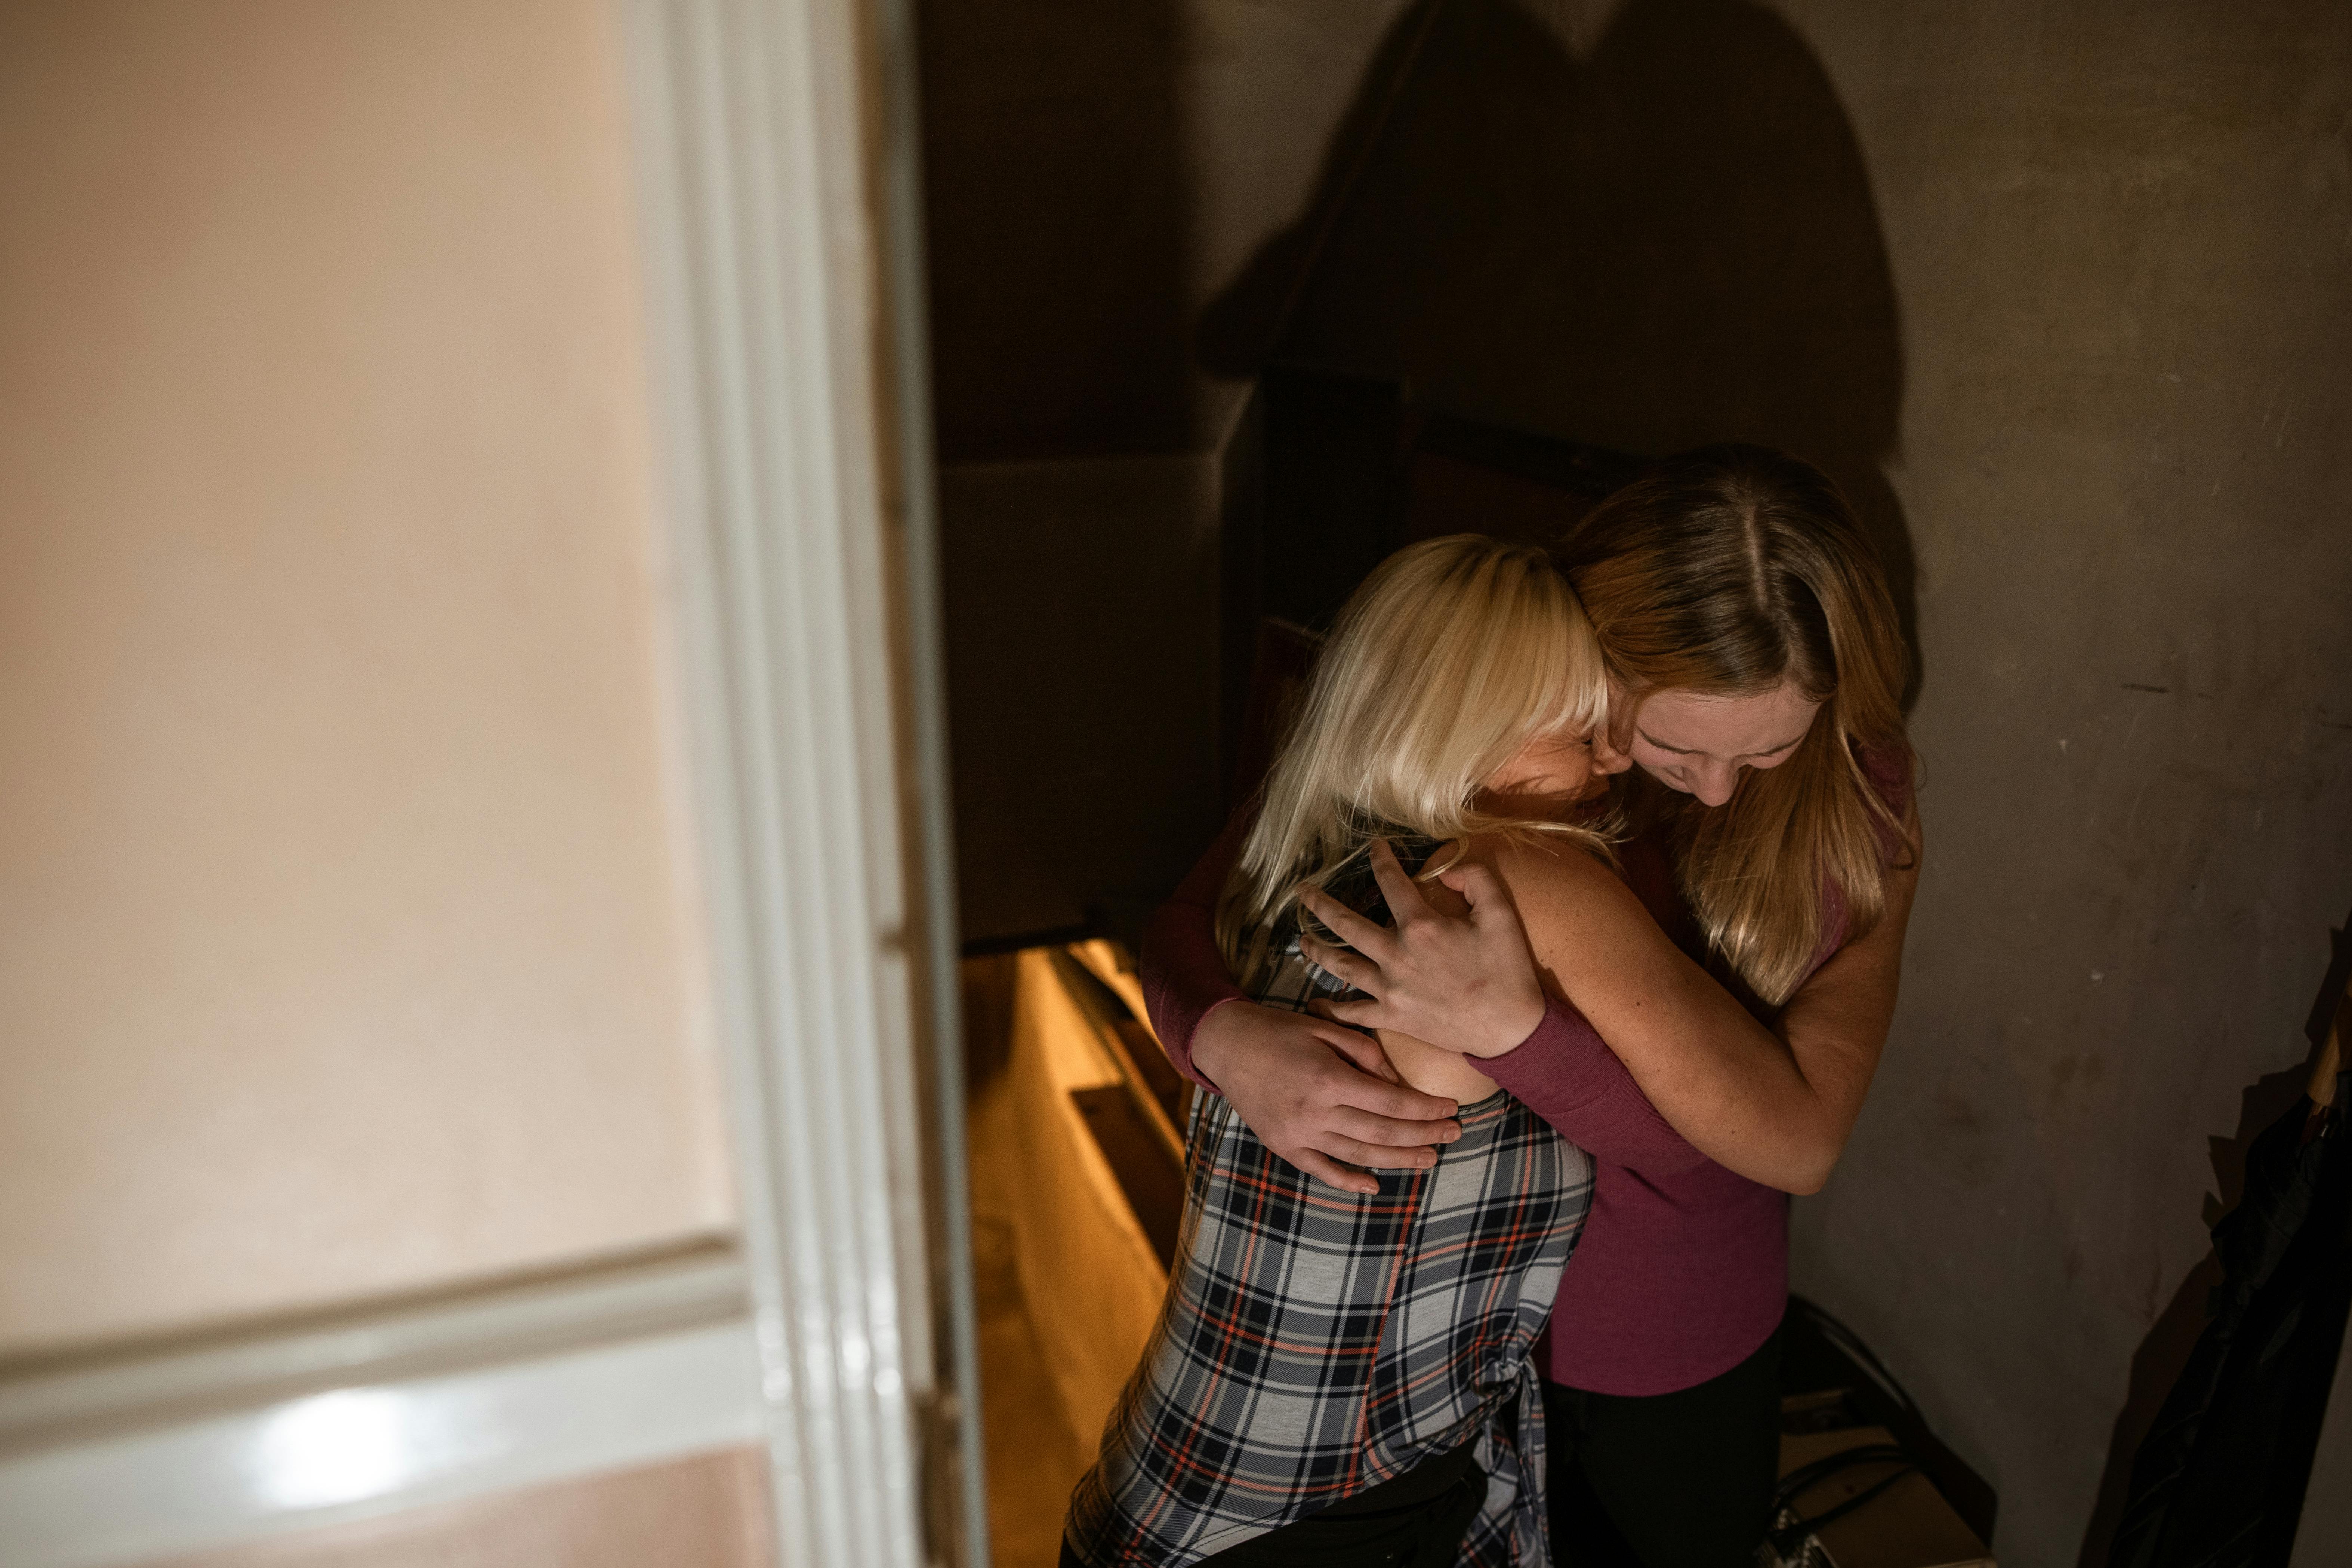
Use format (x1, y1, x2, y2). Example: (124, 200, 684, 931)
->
(918, 0, 1418, 463)
(0, 0, 733, 1353)
(921, 0, 1418, 940)
(925, 3, 2352, 1556)
(145, 1447, 771, 1568)
(1234, 2, 2352, 1563)
(1258, 0, 1914, 644)
(1772, 7, 2352, 1564)
(938, 458, 1222, 941)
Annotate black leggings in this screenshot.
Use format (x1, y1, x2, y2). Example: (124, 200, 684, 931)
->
(1061, 1442, 1485, 1568)
(1542, 1331, 1782, 1568)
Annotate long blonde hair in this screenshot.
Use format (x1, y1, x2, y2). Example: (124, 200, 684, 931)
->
(1216, 535, 1612, 976)
(1562, 446, 1914, 1007)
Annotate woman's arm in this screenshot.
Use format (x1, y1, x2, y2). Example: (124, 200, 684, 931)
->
(1303, 811, 1923, 1194)
(1454, 991, 1717, 1174)
(1135, 811, 1252, 1085)
(1292, 845, 1716, 1176)
(1138, 817, 1464, 1196)
(1490, 812, 1919, 1193)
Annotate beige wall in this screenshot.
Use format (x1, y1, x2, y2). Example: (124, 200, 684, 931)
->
(0, 0, 734, 1354)
(145, 1448, 771, 1568)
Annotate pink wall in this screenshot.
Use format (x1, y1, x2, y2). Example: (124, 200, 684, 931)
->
(0, 0, 734, 1353)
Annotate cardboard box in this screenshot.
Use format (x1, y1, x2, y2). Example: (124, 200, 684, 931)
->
(1775, 1424, 1994, 1568)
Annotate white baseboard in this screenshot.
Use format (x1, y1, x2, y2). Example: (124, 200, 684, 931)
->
(0, 1246, 761, 1568)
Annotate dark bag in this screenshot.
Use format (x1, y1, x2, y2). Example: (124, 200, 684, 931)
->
(2108, 1069, 2352, 1568)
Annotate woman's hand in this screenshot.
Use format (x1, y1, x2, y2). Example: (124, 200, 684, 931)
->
(1296, 839, 1548, 1059)
(1190, 998, 1462, 1195)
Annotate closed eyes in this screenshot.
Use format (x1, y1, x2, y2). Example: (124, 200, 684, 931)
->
(1637, 730, 1804, 761)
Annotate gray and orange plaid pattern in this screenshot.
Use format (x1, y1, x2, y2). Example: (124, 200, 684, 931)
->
(1063, 886, 1593, 1567)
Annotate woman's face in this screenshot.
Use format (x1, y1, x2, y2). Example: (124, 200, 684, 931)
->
(1590, 684, 1823, 807)
(1482, 728, 1604, 811)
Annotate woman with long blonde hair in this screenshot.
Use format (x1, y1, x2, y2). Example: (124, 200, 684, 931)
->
(1138, 446, 1921, 1567)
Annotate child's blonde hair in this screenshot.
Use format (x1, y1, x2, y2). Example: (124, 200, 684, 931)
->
(1216, 535, 1612, 977)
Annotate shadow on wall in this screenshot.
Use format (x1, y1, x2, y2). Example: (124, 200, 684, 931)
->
(1201, 0, 1921, 700)
(919, 0, 1225, 944)
(919, 0, 1191, 461)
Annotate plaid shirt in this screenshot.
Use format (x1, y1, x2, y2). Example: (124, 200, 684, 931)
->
(1064, 895, 1593, 1567)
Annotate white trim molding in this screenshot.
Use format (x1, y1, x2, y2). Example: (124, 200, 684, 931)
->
(0, 1325, 761, 1568)
(0, 1245, 760, 1568)
(620, 0, 979, 1564)
(0, 1241, 746, 1451)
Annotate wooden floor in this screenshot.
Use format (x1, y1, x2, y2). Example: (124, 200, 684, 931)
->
(969, 1074, 1093, 1568)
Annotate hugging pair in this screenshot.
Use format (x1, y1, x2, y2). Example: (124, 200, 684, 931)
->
(1064, 446, 1919, 1568)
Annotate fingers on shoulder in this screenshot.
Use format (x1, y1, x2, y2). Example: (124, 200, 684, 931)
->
(1434, 857, 1510, 918)
(1301, 889, 1384, 950)
(1368, 842, 1435, 922)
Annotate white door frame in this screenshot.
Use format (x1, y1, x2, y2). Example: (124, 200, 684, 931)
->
(620, 0, 983, 1564)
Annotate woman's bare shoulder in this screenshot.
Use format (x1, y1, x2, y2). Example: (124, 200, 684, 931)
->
(1466, 832, 1670, 971)
(1464, 829, 1624, 911)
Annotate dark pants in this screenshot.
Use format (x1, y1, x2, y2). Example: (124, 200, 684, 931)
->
(1062, 1442, 1486, 1568)
(1543, 1331, 1782, 1568)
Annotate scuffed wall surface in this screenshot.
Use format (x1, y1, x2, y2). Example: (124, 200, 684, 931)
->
(1774, 5, 2352, 1563)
